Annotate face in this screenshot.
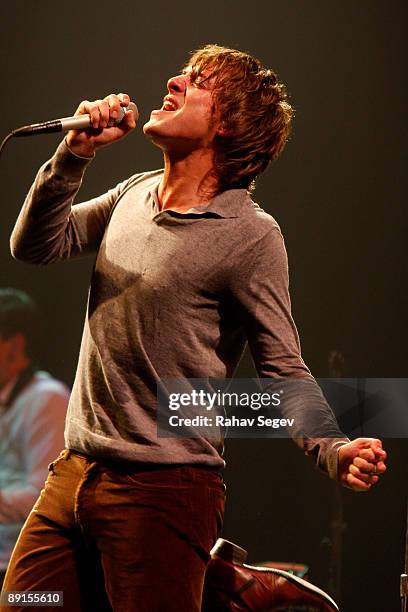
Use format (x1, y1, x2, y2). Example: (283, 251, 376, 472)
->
(143, 68, 220, 153)
(0, 337, 15, 389)
(0, 334, 28, 390)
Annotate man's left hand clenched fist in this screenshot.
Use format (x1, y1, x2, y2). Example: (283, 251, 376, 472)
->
(337, 438, 387, 491)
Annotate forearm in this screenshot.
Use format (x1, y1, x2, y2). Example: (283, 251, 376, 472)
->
(269, 377, 349, 479)
(10, 139, 93, 264)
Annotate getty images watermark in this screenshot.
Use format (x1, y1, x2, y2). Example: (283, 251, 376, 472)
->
(166, 387, 293, 430)
(157, 378, 408, 439)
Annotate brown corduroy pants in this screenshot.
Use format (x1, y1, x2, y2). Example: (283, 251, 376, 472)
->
(0, 449, 225, 612)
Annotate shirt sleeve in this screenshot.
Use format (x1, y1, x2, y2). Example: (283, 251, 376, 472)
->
(10, 139, 135, 264)
(228, 225, 350, 480)
(0, 388, 69, 523)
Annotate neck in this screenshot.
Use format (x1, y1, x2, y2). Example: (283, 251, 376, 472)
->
(158, 148, 218, 212)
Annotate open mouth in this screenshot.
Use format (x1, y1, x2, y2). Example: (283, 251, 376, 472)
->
(161, 97, 179, 112)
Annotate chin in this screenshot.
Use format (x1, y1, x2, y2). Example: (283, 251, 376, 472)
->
(143, 116, 164, 135)
(142, 122, 158, 145)
(143, 124, 167, 151)
(143, 119, 154, 135)
(144, 118, 174, 143)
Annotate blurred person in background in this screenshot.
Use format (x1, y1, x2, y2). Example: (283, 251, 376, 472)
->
(0, 288, 69, 589)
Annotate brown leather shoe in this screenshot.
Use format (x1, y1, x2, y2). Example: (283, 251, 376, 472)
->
(202, 539, 339, 611)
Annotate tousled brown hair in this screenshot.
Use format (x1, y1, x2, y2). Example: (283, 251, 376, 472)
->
(185, 44, 294, 193)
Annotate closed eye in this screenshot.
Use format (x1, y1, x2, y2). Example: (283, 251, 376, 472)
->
(181, 67, 212, 89)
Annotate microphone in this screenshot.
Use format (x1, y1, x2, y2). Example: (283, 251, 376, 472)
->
(12, 102, 139, 137)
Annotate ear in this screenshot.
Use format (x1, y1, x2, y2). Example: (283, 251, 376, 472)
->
(217, 123, 230, 137)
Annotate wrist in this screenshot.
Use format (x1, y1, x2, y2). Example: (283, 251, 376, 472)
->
(64, 135, 96, 159)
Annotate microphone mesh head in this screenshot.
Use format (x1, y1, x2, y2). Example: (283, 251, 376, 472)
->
(127, 102, 139, 123)
(108, 102, 139, 127)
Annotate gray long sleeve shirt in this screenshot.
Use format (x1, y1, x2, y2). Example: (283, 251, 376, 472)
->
(10, 140, 348, 477)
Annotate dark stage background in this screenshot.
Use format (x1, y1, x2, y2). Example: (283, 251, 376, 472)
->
(0, 2, 406, 610)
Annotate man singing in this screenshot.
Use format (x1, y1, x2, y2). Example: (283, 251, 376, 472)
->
(2, 45, 386, 611)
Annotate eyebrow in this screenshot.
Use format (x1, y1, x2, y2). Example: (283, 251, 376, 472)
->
(184, 67, 214, 88)
(195, 73, 214, 88)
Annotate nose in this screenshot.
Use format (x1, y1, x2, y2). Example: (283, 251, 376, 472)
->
(167, 74, 187, 95)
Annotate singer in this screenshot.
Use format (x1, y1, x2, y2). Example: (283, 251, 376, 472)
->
(2, 45, 386, 612)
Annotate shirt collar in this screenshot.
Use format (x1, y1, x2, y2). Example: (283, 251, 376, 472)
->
(149, 176, 256, 220)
